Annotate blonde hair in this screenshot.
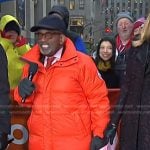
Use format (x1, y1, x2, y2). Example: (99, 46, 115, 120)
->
(137, 13, 150, 46)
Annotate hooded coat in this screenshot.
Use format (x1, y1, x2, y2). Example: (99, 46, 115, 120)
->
(14, 38, 110, 150)
(0, 15, 30, 89)
(119, 41, 150, 150)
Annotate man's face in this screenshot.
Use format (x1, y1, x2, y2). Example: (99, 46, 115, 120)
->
(35, 29, 65, 56)
(117, 18, 134, 40)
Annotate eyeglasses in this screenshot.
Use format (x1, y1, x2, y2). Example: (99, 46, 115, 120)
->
(35, 31, 61, 40)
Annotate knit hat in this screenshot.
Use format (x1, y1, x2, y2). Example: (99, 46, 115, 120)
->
(48, 5, 69, 28)
(116, 11, 134, 24)
(30, 15, 67, 35)
(4, 21, 20, 35)
(133, 17, 145, 30)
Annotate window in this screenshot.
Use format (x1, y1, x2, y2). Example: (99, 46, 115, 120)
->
(105, 18, 109, 27)
(122, 2, 126, 11)
(128, 0, 131, 7)
(139, 2, 143, 15)
(70, 17, 84, 26)
(69, 0, 75, 10)
(105, 0, 108, 7)
(16, 0, 25, 28)
(70, 17, 84, 34)
(116, 3, 120, 13)
(134, 2, 137, 8)
(79, 0, 84, 9)
(58, 0, 65, 5)
(145, 2, 149, 17)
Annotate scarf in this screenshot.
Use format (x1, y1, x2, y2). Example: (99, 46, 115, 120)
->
(97, 61, 111, 72)
(116, 35, 132, 52)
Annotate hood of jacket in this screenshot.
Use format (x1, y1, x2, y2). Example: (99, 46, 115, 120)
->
(0, 15, 20, 32)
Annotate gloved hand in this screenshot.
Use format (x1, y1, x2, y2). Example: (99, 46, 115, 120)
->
(104, 123, 117, 145)
(18, 78, 35, 99)
(0, 132, 8, 150)
(90, 136, 107, 150)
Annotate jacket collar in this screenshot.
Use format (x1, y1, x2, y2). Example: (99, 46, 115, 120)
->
(21, 38, 78, 67)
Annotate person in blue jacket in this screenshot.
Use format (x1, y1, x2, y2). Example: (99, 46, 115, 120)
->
(48, 4, 87, 54)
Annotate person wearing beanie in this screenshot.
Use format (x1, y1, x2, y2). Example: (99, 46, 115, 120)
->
(14, 15, 110, 150)
(48, 5, 87, 54)
(49, 5, 69, 28)
(114, 11, 134, 86)
(0, 15, 30, 90)
(115, 11, 134, 25)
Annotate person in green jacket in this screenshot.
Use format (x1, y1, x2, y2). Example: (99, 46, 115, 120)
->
(0, 15, 30, 94)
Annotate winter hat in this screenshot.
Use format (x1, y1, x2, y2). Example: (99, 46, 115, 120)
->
(116, 11, 134, 24)
(133, 17, 145, 30)
(30, 15, 67, 35)
(48, 5, 69, 28)
(4, 21, 20, 35)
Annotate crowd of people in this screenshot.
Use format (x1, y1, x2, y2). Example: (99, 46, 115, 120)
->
(0, 3, 150, 150)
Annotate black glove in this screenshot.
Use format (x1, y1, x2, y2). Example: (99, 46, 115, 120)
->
(90, 136, 107, 150)
(0, 132, 8, 150)
(104, 123, 117, 145)
(18, 78, 35, 99)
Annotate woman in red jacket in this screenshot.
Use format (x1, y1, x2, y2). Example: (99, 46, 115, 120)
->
(14, 15, 110, 150)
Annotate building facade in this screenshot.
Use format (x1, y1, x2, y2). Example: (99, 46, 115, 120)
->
(101, 0, 150, 32)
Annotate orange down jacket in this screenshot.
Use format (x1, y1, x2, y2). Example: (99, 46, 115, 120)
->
(14, 38, 110, 150)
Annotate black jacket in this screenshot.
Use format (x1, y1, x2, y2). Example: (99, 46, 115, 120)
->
(0, 44, 11, 134)
(99, 69, 119, 88)
(114, 41, 150, 150)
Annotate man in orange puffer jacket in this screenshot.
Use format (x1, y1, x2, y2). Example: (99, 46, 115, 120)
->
(14, 15, 110, 150)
